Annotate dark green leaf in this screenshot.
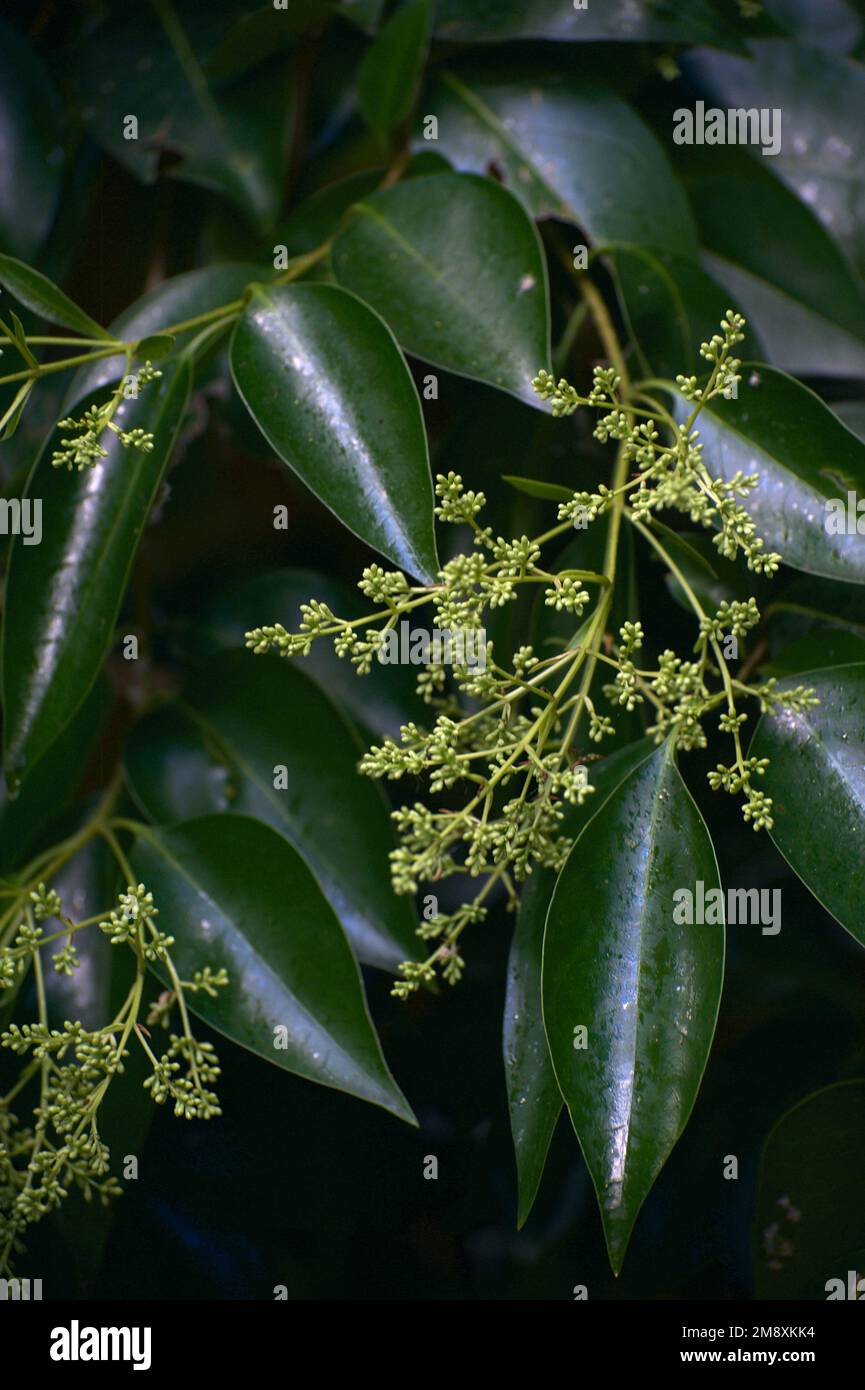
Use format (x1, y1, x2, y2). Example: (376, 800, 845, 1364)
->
(2, 357, 192, 782)
(750, 663, 865, 947)
(543, 741, 724, 1272)
(136, 333, 176, 360)
(684, 40, 865, 281)
(421, 71, 697, 256)
(0, 19, 62, 260)
(358, 0, 432, 135)
(129, 814, 416, 1123)
(230, 281, 438, 581)
(683, 150, 865, 377)
(753, 1081, 865, 1299)
(194, 568, 426, 740)
(504, 737, 656, 1228)
(0, 255, 112, 340)
(0, 678, 109, 875)
(332, 173, 551, 405)
(682, 366, 865, 583)
(75, 9, 293, 229)
(124, 650, 418, 972)
(502, 475, 573, 501)
(612, 245, 755, 380)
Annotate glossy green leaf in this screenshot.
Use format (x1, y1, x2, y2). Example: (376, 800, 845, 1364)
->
(358, 0, 432, 135)
(422, 71, 697, 256)
(194, 568, 426, 740)
(434, 0, 737, 45)
(2, 357, 192, 782)
(0, 677, 109, 874)
(0, 255, 112, 340)
(753, 1081, 865, 1299)
(682, 366, 865, 583)
(124, 650, 418, 971)
(750, 663, 865, 947)
(129, 814, 416, 1124)
(684, 40, 865, 281)
(0, 18, 62, 261)
(504, 737, 656, 1228)
(682, 149, 865, 378)
(613, 245, 755, 380)
(502, 475, 573, 502)
(230, 282, 438, 582)
(543, 741, 725, 1273)
(332, 174, 551, 405)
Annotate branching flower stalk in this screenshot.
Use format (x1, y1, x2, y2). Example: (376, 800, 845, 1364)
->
(246, 308, 817, 997)
(0, 813, 227, 1279)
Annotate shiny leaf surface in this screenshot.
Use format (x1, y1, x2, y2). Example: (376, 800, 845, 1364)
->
(750, 663, 865, 947)
(0, 255, 112, 340)
(422, 71, 697, 256)
(357, 0, 432, 134)
(2, 357, 191, 780)
(682, 366, 865, 582)
(333, 173, 551, 405)
(230, 282, 438, 581)
(130, 814, 416, 1123)
(543, 741, 724, 1272)
(504, 737, 656, 1227)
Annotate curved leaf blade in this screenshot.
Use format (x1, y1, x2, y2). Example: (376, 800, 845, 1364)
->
(754, 1081, 865, 1299)
(2, 357, 192, 781)
(124, 650, 418, 971)
(0, 676, 109, 874)
(129, 814, 416, 1124)
(333, 173, 551, 406)
(684, 39, 865, 281)
(0, 254, 112, 340)
(542, 741, 725, 1273)
(358, 0, 432, 134)
(683, 150, 865, 375)
(230, 282, 438, 582)
(750, 663, 865, 947)
(505, 737, 656, 1228)
(683, 366, 865, 583)
(422, 71, 697, 257)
